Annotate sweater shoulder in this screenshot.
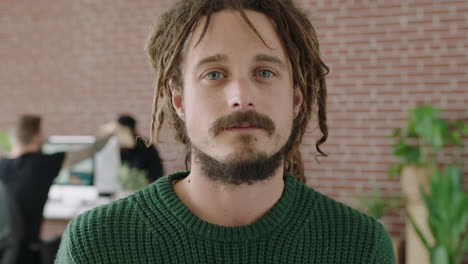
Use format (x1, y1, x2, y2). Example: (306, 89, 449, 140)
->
(65, 190, 142, 241)
(73, 180, 161, 225)
(56, 185, 158, 263)
(299, 184, 395, 263)
(302, 183, 378, 227)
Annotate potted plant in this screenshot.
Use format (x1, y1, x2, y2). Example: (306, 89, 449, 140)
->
(388, 105, 468, 264)
(115, 162, 148, 198)
(388, 105, 468, 178)
(407, 166, 468, 264)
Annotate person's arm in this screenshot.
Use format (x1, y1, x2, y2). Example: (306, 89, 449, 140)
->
(62, 134, 112, 169)
(61, 121, 119, 169)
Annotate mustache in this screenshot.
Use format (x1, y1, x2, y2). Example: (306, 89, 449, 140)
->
(209, 110, 276, 137)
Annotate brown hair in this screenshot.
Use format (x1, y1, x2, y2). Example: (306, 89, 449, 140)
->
(14, 114, 41, 146)
(145, 0, 329, 183)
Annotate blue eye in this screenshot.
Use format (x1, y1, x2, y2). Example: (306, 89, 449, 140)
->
(205, 71, 225, 80)
(257, 69, 274, 78)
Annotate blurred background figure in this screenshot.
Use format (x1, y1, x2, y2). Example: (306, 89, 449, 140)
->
(0, 114, 114, 264)
(117, 114, 164, 183)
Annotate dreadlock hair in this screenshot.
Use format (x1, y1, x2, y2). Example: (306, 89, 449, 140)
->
(145, 0, 329, 183)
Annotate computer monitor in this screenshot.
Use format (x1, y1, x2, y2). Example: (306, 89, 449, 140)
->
(42, 136, 95, 186)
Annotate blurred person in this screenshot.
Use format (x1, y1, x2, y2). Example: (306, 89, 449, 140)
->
(0, 114, 115, 264)
(56, 1, 396, 263)
(116, 114, 164, 183)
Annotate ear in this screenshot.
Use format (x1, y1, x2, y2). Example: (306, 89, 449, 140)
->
(293, 87, 303, 118)
(170, 80, 185, 121)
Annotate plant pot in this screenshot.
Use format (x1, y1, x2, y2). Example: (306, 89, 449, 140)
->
(401, 166, 433, 264)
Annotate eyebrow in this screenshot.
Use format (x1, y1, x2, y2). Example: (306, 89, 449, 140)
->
(195, 54, 228, 70)
(253, 54, 286, 69)
(195, 53, 286, 70)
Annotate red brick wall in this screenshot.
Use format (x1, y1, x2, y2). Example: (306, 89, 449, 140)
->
(1, 0, 467, 260)
(300, 0, 468, 238)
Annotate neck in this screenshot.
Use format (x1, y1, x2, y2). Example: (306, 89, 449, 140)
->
(11, 144, 39, 158)
(173, 161, 285, 227)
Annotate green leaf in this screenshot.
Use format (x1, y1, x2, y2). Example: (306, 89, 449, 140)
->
(408, 105, 440, 125)
(430, 169, 442, 198)
(431, 247, 450, 264)
(387, 163, 403, 178)
(407, 211, 431, 250)
(445, 166, 462, 193)
(454, 120, 468, 135)
(423, 166, 468, 262)
(427, 121, 447, 148)
(392, 139, 408, 157)
(449, 195, 468, 243)
(405, 146, 421, 163)
(462, 237, 468, 252)
(390, 128, 401, 138)
(409, 105, 439, 136)
(420, 185, 443, 241)
(406, 105, 450, 148)
(449, 131, 463, 147)
(392, 139, 421, 163)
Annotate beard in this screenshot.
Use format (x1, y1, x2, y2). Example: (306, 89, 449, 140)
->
(192, 141, 286, 186)
(188, 110, 288, 186)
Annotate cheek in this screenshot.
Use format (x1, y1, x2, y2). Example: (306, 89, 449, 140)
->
(184, 83, 226, 119)
(183, 97, 218, 138)
(268, 91, 295, 137)
(276, 114, 294, 139)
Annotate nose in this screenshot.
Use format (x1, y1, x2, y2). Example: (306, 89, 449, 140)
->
(227, 78, 255, 110)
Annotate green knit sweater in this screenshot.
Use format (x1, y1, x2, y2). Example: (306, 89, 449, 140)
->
(56, 172, 395, 263)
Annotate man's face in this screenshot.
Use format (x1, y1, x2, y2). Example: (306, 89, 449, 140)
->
(173, 10, 302, 168)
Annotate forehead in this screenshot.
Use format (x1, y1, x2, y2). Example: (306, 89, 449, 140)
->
(183, 9, 287, 67)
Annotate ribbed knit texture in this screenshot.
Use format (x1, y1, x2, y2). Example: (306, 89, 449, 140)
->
(55, 172, 395, 263)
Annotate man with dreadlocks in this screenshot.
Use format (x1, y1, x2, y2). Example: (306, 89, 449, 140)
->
(56, 0, 395, 263)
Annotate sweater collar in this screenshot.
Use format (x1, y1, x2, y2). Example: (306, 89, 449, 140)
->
(155, 171, 299, 241)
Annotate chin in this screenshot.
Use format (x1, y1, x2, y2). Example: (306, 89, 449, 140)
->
(223, 148, 269, 164)
(193, 144, 285, 186)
